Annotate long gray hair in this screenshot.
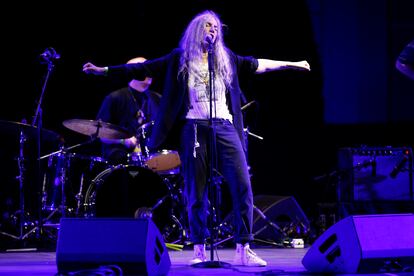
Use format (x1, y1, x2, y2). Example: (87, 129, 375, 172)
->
(178, 10, 233, 88)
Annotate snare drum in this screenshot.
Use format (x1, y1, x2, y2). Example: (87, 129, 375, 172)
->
(136, 121, 181, 174)
(146, 149, 181, 174)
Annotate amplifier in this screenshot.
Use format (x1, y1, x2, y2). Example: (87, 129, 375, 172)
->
(337, 147, 413, 202)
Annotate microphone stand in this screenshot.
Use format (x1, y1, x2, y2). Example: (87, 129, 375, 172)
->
(192, 41, 231, 269)
(0, 49, 60, 249)
(29, 52, 58, 244)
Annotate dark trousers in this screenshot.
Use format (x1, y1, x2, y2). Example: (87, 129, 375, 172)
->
(180, 119, 253, 244)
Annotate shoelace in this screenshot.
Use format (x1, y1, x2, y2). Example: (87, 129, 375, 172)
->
(246, 248, 257, 256)
(245, 248, 263, 264)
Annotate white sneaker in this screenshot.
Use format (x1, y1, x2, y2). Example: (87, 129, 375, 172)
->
(188, 244, 207, 265)
(233, 243, 267, 266)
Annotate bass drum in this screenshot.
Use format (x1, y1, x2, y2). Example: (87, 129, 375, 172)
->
(84, 165, 171, 230)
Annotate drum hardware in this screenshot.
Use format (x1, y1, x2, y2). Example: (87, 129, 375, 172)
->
(0, 129, 31, 241)
(30, 47, 60, 242)
(0, 49, 63, 247)
(159, 175, 189, 244)
(243, 127, 264, 140)
(162, 213, 188, 245)
(0, 120, 60, 143)
(38, 116, 112, 217)
(40, 148, 70, 226)
(133, 174, 189, 245)
(82, 164, 189, 244)
(40, 150, 109, 221)
(241, 100, 256, 111)
(62, 118, 132, 139)
(133, 193, 170, 220)
(39, 136, 99, 161)
(72, 154, 109, 217)
(74, 173, 85, 217)
(145, 150, 181, 174)
(137, 121, 152, 158)
(136, 121, 182, 174)
(127, 146, 146, 167)
(58, 118, 133, 218)
(0, 121, 59, 242)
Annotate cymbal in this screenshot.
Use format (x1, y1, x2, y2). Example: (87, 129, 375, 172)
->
(0, 119, 60, 143)
(63, 119, 132, 139)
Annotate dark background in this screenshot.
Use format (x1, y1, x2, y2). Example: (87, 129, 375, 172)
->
(1, 0, 414, 231)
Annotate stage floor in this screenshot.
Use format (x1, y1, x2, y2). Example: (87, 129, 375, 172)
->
(0, 246, 412, 276)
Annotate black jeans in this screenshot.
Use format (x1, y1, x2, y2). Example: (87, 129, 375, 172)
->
(180, 119, 253, 244)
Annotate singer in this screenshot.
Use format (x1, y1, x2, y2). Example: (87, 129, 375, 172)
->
(83, 10, 310, 267)
(96, 56, 161, 165)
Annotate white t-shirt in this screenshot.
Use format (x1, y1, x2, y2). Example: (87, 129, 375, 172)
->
(186, 62, 233, 122)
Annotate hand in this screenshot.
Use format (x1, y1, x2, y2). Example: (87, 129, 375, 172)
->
(295, 60, 311, 71)
(83, 62, 107, 75)
(122, 136, 138, 148)
(100, 136, 137, 147)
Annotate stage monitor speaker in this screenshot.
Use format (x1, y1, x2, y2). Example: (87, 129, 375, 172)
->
(56, 218, 171, 276)
(302, 213, 414, 274)
(338, 147, 413, 202)
(252, 195, 310, 242)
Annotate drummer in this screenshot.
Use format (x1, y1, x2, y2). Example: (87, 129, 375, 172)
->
(96, 57, 162, 165)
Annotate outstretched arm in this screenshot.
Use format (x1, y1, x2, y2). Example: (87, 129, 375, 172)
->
(256, 59, 310, 74)
(83, 62, 108, 75)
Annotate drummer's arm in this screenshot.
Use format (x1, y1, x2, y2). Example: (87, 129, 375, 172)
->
(100, 136, 137, 148)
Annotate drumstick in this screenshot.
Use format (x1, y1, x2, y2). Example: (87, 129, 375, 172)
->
(165, 243, 184, 251)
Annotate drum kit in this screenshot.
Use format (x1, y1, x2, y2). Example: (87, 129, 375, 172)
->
(0, 118, 188, 245)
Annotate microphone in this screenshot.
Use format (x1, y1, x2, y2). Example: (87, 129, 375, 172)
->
(390, 155, 409, 179)
(205, 34, 214, 44)
(40, 47, 60, 61)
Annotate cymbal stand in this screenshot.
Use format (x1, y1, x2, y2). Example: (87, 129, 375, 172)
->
(0, 128, 38, 243)
(13, 146, 68, 241)
(75, 172, 85, 217)
(244, 127, 263, 141)
(17, 130, 27, 239)
(40, 139, 97, 161)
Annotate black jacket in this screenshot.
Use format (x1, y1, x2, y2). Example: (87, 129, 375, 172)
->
(108, 48, 258, 152)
